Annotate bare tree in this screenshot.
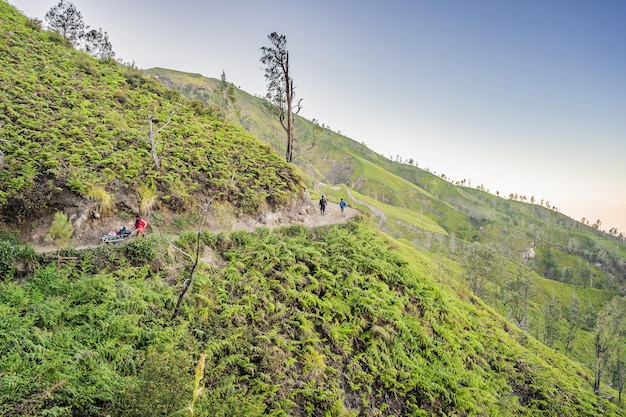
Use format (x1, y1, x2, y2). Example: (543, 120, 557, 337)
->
(0, 122, 5, 169)
(147, 109, 179, 171)
(260, 32, 302, 162)
(159, 196, 217, 319)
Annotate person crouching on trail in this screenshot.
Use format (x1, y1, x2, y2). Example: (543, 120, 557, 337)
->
(319, 195, 327, 215)
(134, 214, 147, 237)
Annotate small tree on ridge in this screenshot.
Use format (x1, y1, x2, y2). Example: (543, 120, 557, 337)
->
(45, 0, 115, 59)
(260, 32, 302, 162)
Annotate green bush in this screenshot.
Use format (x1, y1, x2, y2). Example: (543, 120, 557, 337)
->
(0, 240, 17, 277)
(46, 211, 73, 249)
(0, 231, 22, 278)
(124, 238, 156, 265)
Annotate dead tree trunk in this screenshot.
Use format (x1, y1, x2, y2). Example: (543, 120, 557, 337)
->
(147, 110, 178, 171)
(0, 138, 7, 169)
(148, 115, 160, 171)
(172, 228, 201, 319)
(159, 196, 216, 319)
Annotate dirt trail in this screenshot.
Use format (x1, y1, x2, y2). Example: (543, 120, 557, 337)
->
(227, 198, 357, 232)
(31, 199, 359, 253)
(295, 199, 357, 227)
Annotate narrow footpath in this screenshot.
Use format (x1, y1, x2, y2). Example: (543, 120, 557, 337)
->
(31, 198, 359, 253)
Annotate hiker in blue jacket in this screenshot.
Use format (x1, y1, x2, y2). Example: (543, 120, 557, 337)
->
(339, 198, 347, 217)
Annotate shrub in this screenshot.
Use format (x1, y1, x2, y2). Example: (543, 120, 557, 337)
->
(124, 238, 156, 265)
(150, 211, 164, 227)
(0, 232, 37, 279)
(139, 182, 157, 216)
(173, 213, 202, 230)
(46, 211, 73, 249)
(0, 239, 17, 278)
(25, 17, 42, 31)
(66, 177, 88, 195)
(88, 185, 114, 214)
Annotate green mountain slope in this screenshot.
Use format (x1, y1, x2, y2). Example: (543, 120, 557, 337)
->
(1, 3, 626, 416)
(147, 68, 626, 397)
(0, 6, 302, 229)
(2, 220, 623, 416)
(146, 69, 626, 275)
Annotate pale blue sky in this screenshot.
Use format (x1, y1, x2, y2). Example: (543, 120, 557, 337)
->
(10, 0, 626, 233)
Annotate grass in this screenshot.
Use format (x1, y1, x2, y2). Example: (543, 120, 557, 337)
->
(88, 185, 114, 214)
(138, 182, 158, 215)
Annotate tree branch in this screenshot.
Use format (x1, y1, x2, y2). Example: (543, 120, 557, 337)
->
(162, 194, 217, 319)
(147, 104, 183, 171)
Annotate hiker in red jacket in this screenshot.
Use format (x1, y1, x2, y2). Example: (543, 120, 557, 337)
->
(134, 214, 147, 237)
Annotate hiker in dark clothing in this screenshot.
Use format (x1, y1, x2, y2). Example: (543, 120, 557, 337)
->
(319, 195, 327, 215)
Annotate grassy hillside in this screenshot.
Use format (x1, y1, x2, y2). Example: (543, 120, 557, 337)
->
(2, 2, 626, 415)
(2, 219, 623, 416)
(147, 68, 626, 401)
(0, 3, 303, 232)
(145, 69, 626, 276)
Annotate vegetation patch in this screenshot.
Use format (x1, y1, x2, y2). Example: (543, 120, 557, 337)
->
(0, 2, 302, 221)
(1, 220, 621, 416)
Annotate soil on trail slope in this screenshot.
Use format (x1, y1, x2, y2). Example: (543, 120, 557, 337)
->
(223, 198, 356, 233)
(27, 198, 358, 253)
(298, 199, 356, 227)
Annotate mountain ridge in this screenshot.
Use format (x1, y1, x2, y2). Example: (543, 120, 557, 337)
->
(147, 65, 626, 393)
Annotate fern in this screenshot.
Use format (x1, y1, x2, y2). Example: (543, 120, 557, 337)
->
(46, 211, 73, 250)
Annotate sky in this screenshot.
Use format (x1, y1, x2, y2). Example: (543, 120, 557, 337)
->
(9, 0, 626, 234)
